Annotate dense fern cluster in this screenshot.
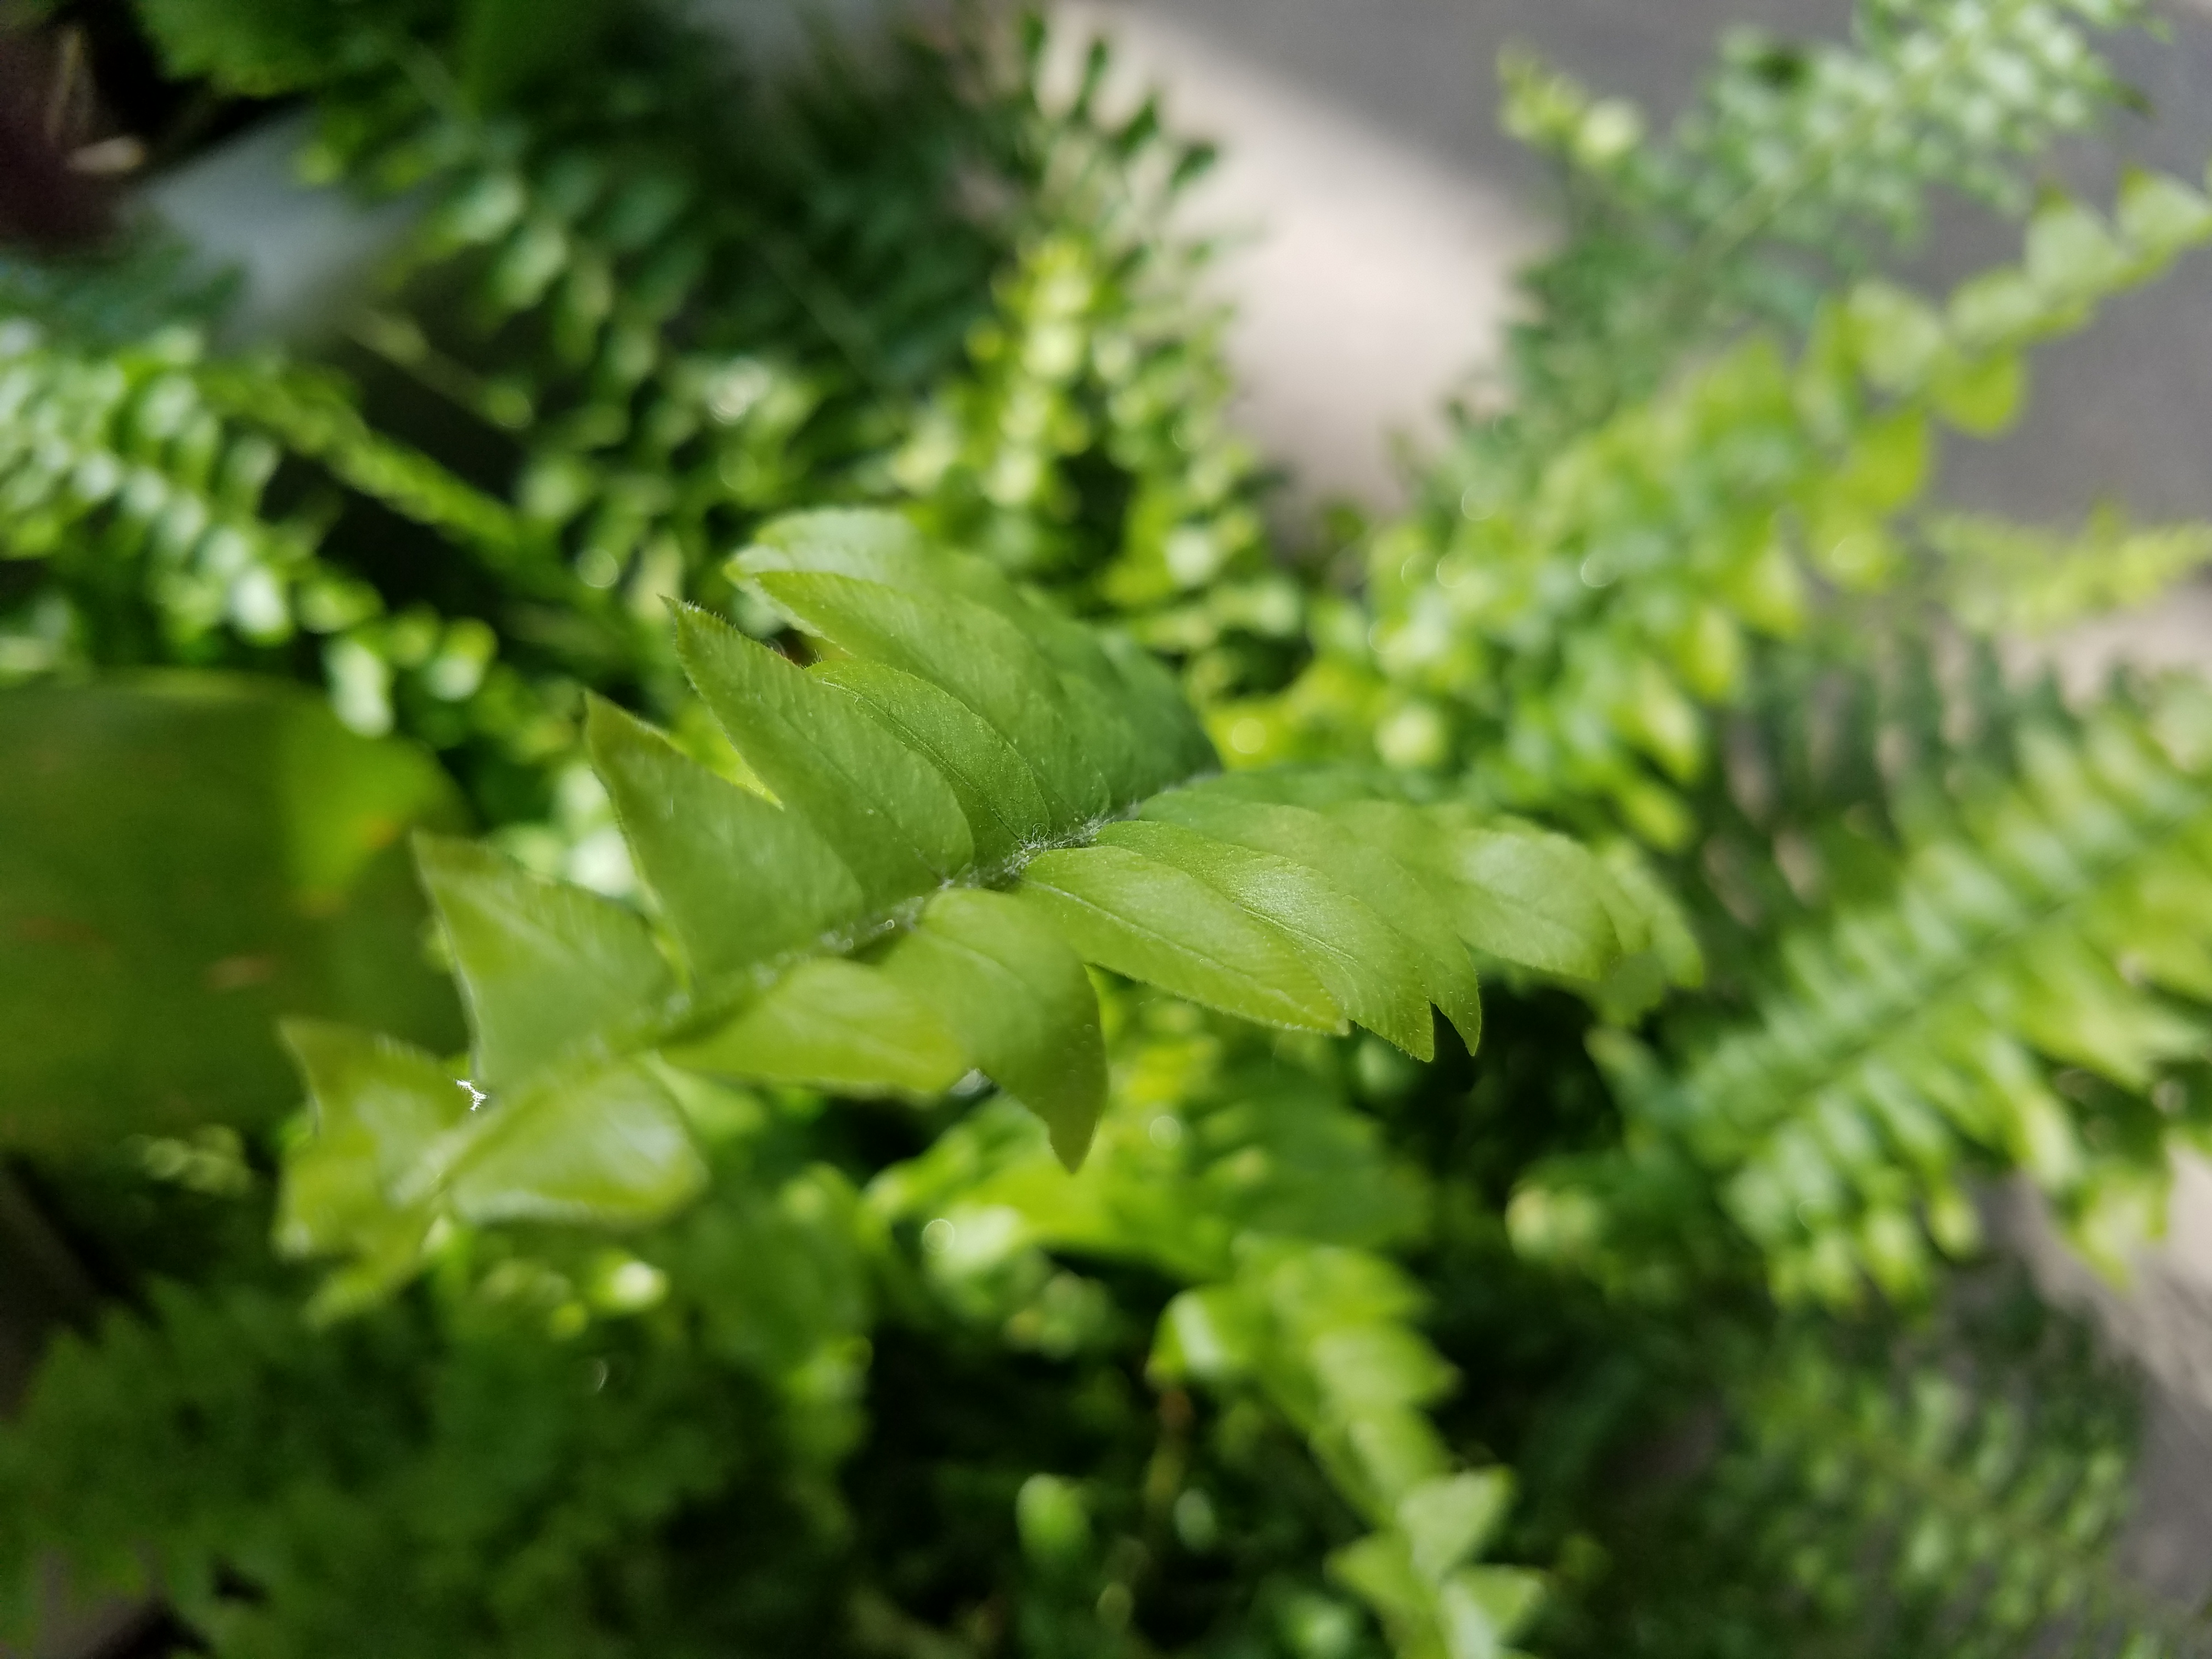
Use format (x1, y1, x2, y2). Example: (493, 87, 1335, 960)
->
(0, 0, 1244, 861)
(1542, 1284, 2165, 1659)
(7, 1, 2212, 1657)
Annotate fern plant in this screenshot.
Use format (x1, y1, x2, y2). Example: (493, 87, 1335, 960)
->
(9, 2, 2212, 1658)
(278, 509, 1641, 1301)
(1541, 1281, 2170, 1659)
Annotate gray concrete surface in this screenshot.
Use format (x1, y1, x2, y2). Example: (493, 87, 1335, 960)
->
(1063, 0, 2212, 517)
(145, 112, 420, 347)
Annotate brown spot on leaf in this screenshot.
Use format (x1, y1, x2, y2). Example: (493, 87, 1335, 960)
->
(203, 955, 278, 992)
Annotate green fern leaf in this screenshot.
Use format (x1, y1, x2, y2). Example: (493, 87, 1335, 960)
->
(281, 512, 1634, 1288)
(671, 604, 977, 903)
(1273, 170, 2212, 847)
(665, 958, 966, 1097)
(414, 834, 673, 1091)
(1589, 684, 2212, 1305)
(1922, 509, 2212, 636)
(879, 887, 1108, 1167)
(1498, 0, 2153, 435)
(1011, 843, 1343, 1033)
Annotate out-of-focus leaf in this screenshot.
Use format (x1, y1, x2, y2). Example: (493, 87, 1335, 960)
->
(0, 675, 464, 1147)
(443, 1059, 706, 1226)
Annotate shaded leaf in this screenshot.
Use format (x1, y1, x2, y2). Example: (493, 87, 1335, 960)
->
(0, 675, 462, 1146)
(668, 958, 968, 1097)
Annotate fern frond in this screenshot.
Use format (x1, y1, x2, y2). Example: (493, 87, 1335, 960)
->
(0, 323, 615, 801)
(191, 354, 529, 563)
(1157, 1246, 1545, 1659)
(278, 511, 1638, 1307)
(1566, 681, 2212, 1307)
(1499, 0, 2149, 436)
(1665, 624, 2067, 1002)
(176, 4, 1009, 657)
(1553, 1302, 2185, 1659)
(1923, 508, 2212, 637)
(1720, 1338, 2152, 1655)
(873, 999, 1428, 1284)
(0, 231, 237, 347)
(883, 22, 1289, 697)
(0, 1244, 857, 1652)
(1248, 170, 2212, 849)
(132, 0, 414, 96)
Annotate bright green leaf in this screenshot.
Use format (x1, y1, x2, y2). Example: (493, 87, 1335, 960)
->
(755, 572, 1115, 822)
(586, 697, 862, 981)
(1100, 819, 1438, 1059)
(1017, 844, 1342, 1033)
(1398, 1471, 1515, 1585)
(1332, 804, 1622, 984)
(811, 659, 1054, 870)
(673, 604, 973, 911)
(443, 1059, 706, 1226)
(415, 835, 672, 1090)
(1142, 792, 1483, 1051)
(275, 1020, 468, 1259)
(879, 888, 1106, 1169)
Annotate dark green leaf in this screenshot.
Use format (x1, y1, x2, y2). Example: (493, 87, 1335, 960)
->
(0, 676, 462, 1147)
